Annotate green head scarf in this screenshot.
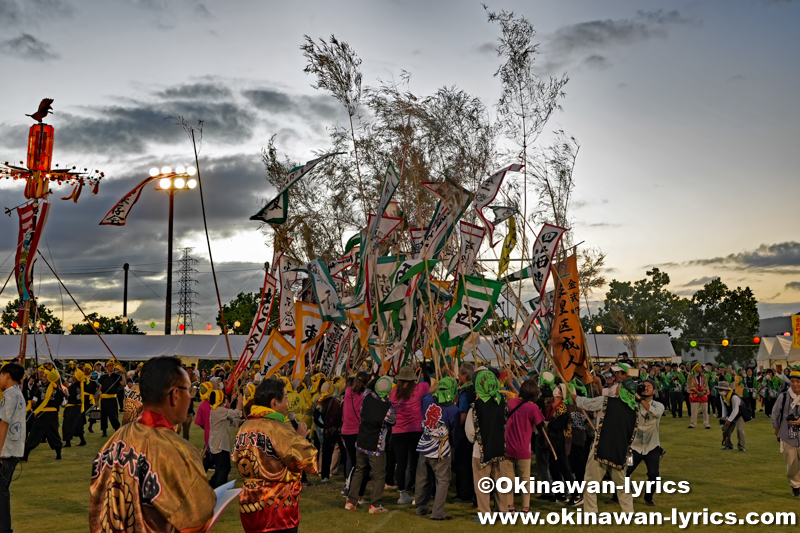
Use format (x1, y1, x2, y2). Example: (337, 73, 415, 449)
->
(474, 370, 502, 404)
(570, 378, 588, 397)
(618, 379, 637, 411)
(375, 376, 394, 398)
(539, 370, 556, 390)
(433, 377, 457, 404)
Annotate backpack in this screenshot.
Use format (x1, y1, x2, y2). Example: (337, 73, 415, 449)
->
(735, 394, 753, 422)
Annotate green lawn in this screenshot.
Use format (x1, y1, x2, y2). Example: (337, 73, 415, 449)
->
(11, 411, 796, 532)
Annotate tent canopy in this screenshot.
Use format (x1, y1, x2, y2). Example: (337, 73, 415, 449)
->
(0, 334, 248, 361)
(585, 334, 675, 361)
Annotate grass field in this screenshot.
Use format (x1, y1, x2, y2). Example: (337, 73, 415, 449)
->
(10, 411, 796, 532)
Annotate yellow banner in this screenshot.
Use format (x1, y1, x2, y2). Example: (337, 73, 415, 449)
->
(793, 315, 800, 349)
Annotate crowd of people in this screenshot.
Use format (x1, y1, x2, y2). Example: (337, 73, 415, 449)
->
(0, 354, 798, 532)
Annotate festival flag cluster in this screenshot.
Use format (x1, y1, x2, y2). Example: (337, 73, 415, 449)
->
(235, 153, 593, 384)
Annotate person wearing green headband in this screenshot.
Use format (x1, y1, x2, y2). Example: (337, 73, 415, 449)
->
(666, 363, 685, 419)
(762, 369, 781, 417)
(413, 376, 460, 520)
(346, 375, 396, 514)
(687, 362, 711, 429)
(572, 377, 638, 514)
(466, 370, 510, 515)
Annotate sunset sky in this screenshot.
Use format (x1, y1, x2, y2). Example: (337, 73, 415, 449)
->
(0, 0, 798, 333)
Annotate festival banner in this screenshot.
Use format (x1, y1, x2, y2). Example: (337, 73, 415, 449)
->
(293, 259, 346, 323)
(551, 254, 591, 384)
(418, 202, 454, 260)
(507, 265, 532, 282)
(530, 223, 567, 300)
(439, 275, 504, 348)
(422, 180, 473, 223)
(474, 163, 523, 245)
(292, 302, 327, 379)
(489, 205, 517, 226)
(15, 201, 50, 301)
(99, 176, 157, 226)
(448, 221, 485, 277)
(366, 214, 404, 248)
(328, 249, 358, 277)
(250, 152, 343, 223)
(498, 216, 517, 276)
(278, 253, 300, 333)
(409, 227, 425, 257)
(319, 324, 347, 375)
(333, 324, 354, 375)
(793, 315, 800, 349)
(368, 162, 400, 246)
(345, 302, 371, 348)
(263, 331, 297, 379)
(227, 272, 278, 392)
(250, 190, 288, 225)
(528, 290, 555, 317)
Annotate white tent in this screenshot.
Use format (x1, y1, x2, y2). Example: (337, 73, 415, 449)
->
(768, 336, 789, 364)
(0, 334, 249, 361)
(585, 334, 675, 361)
(776, 336, 800, 365)
(757, 337, 777, 364)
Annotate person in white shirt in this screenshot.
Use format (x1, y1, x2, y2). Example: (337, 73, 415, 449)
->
(609, 379, 665, 506)
(0, 363, 26, 532)
(207, 389, 243, 488)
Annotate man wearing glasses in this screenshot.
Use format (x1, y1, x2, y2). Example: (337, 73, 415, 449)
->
(90, 356, 216, 533)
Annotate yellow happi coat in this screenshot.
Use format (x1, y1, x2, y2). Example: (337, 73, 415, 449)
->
(89, 409, 216, 533)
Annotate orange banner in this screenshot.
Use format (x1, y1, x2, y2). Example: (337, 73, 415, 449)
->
(793, 315, 800, 349)
(551, 254, 591, 384)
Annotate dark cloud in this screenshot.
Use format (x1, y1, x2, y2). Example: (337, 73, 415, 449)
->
(0, 0, 73, 27)
(473, 42, 495, 55)
(785, 282, 800, 291)
(0, 33, 59, 61)
(681, 276, 716, 287)
(584, 222, 620, 228)
(542, 10, 695, 73)
(24, 100, 253, 156)
(688, 242, 800, 271)
(757, 302, 800, 320)
(156, 83, 232, 100)
(0, 153, 276, 327)
(583, 54, 610, 70)
(242, 89, 347, 122)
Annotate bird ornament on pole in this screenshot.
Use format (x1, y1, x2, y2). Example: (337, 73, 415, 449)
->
(0, 99, 105, 362)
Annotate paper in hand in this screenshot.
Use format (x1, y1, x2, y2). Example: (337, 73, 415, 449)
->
(207, 481, 242, 531)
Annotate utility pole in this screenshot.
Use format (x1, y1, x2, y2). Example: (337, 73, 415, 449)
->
(122, 263, 129, 334)
(165, 190, 175, 334)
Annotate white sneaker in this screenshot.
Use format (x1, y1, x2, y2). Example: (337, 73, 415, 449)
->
(369, 505, 388, 514)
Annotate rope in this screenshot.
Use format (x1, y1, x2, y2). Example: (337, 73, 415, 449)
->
(37, 251, 120, 364)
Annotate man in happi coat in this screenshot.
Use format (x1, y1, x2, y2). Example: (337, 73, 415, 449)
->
(573, 379, 638, 513)
(234, 378, 318, 532)
(90, 357, 216, 533)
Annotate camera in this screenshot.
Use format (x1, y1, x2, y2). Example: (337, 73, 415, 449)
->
(636, 382, 647, 396)
(787, 414, 798, 423)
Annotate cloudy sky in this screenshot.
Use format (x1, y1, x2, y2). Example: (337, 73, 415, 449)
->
(0, 0, 798, 334)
